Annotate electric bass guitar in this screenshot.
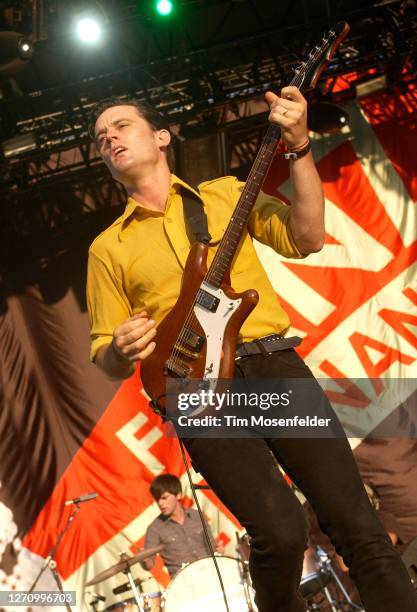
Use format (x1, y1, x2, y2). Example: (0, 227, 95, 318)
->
(141, 22, 350, 418)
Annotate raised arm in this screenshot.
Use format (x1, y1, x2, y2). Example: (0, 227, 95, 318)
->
(265, 86, 325, 255)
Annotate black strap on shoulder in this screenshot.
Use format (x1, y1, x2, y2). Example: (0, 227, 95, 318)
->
(181, 186, 212, 245)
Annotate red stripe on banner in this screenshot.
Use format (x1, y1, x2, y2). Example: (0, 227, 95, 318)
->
(319, 360, 371, 409)
(360, 85, 417, 202)
(324, 233, 342, 245)
(276, 294, 321, 338)
(318, 140, 404, 254)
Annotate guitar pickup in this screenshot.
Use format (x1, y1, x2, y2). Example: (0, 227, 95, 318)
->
(196, 289, 220, 312)
(183, 327, 205, 351)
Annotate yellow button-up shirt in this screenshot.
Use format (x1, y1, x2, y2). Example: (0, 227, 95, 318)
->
(87, 174, 304, 361)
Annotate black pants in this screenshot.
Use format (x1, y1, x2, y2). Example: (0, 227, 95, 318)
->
(182, 349, 417, 612)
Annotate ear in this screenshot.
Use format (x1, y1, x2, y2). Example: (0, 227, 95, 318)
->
(156, 128, 171, 149)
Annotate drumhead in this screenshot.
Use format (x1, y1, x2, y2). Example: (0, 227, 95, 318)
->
(164, 555, 256, 612)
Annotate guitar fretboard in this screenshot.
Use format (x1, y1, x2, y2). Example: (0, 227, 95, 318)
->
(205, 122, 282, 288)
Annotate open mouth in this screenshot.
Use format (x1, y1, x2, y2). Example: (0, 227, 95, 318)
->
(112, 146, 127, 157)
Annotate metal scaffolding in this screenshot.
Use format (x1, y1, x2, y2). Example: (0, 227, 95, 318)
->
(0, 0, 416, 234)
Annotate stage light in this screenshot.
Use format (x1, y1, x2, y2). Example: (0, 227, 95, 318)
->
(75, 16, 102, 44)
(155, 0, 174, 16)
(307, 102, 350, 134)
(1, 133, 37, 159)
(17, 38, 34, 59)
(0, 32, 35, 74)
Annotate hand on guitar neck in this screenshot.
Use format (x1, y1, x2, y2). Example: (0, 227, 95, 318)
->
(265, 86, 309, 152)
(95, 311, 157, 379)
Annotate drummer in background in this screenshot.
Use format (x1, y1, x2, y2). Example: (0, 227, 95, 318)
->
(141, 474, 223, 577)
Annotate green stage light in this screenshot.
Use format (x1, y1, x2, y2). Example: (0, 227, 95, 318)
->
(155, 0, 174, 16)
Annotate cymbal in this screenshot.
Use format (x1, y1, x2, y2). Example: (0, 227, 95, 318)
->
(86, 545, 164, 586)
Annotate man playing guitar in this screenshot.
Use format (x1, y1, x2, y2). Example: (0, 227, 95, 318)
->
(86, 83, 417, 611)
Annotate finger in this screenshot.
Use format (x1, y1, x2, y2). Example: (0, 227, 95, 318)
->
(130, 311, 148, 320)
(114, 328, 157, 361)
(131, 327, 157, 351)
(281, 86, 305, 103)
(270, 106, 296, 119)
(266, 94, 301, 117)
(137, 341, 157, 361)
(117, 315, 155, 338)
(269, 108, 302, 126)
(116, 322, 156, 352)
(265, 91, 279, 107)
(129, 340, 157, 362)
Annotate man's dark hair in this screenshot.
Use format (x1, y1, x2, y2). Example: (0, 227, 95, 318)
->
(88, 96, 175, 170)
(150, 474, 182, 501)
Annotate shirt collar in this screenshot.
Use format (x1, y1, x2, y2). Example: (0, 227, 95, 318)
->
(118, 174, 201, 239)
(161, 506, 192, 523)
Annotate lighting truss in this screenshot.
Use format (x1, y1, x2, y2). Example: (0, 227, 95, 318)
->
(0, 0, 416, 194)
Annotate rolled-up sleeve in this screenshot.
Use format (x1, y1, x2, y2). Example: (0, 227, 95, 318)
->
(86, 249, 132, 362)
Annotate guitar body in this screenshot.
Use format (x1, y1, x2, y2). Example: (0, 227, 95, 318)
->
(140, 241, 259, 416)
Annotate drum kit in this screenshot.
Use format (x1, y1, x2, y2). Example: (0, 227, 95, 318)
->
(86, 537, 364, 612)
(86, 545, 256, 612)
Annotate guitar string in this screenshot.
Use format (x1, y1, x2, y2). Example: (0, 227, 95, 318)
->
(167, 31, 335, 377)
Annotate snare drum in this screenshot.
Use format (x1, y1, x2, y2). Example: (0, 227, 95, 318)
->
(163, 555, 257, 612)
(104, 599, 137, 612)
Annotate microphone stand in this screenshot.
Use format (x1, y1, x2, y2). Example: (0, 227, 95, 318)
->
(29, 504, 81, 612)
(235, 532, 256, 612)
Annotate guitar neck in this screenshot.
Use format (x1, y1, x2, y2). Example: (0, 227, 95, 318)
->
(203, 21, 350, 290)
(205, 121, 282, 289)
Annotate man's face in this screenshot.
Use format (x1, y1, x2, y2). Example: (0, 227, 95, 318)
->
(94, 105, 169, 182)
(156, 491, 181, 517)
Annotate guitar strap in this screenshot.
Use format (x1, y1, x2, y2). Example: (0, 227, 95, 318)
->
(181, 186, 212, 245)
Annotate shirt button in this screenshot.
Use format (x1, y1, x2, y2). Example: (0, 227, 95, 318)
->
(166, 218, 172, 223)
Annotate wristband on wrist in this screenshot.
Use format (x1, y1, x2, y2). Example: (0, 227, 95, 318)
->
(284, 138, 311, 161)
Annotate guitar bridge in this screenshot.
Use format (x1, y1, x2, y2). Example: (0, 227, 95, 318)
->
(174, 344, 199, 359)
(164, 358, 191, 378)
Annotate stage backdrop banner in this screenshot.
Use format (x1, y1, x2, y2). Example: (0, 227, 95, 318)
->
(1, 87, 417, 610)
